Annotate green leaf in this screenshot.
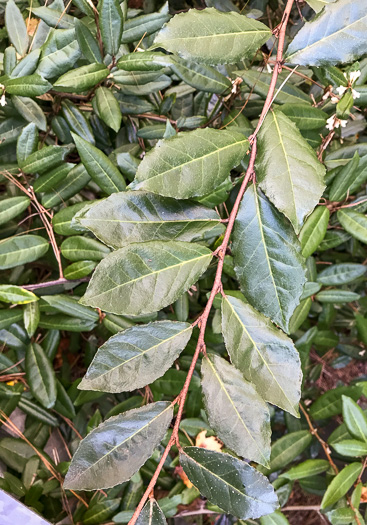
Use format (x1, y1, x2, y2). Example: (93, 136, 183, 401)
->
(5, 0, 28, 56)
(154, 8, 271, 65)
(221, 295, 302, 416)
(342, 395, 367, 442)
(10, 48, 40, 78)
(60, 235, 110, 261)
(0, 310, 23, 330)
(52, 202, 89, 236)
(299, 206, 330, 258)
(12, 96, 47, 131)
(23, 302, 40, 338)
(0, 235, 49, 270)
(136, 500, 167, 525)
(4, 74, 52, 97)
(41, 295, 99, 322)
(280, 459, 329, 480)
(121, 12, 170, 44)
(39, 314, 96, 332)
(286, 0, 367, 66)
(94, 87, 122, 133)
(83, 499, 120, 525)
(309, 385, 363, 420)
(327, 507, 363, 525)
(0, 196, 30, 226)
(62, 101, 95, 145)
(180, 447, 278, 520)
(72, 133, 126, 194)
(315, 290, 360, 304)
(16, 123, 39, 164)
(237, 70, 311, 106)
(317, 264, 366, 286)
(53, 63, 109, 93)
(20, 145, 70, 174)
(329, 152, 360, 202)
(117, 51, 171, 71)
(257, 110, 326, 233)
(201, 353, 271, 466)
(332, 439, 367, 457)
(266, 430, 312, 473)
(169, 57, 231, 95)
(232, 185, 306, 333)
(0, 285, 38, 304)
(79, 320, 192, 392)
(75, 19, 102, 64)
(64, 260, 97, 279)
(32, 6, 75, 29)
(64, 402, 173, 490)
(260, 511, 290, 525)
(133, 128, 248, 199)
(337, 209, 367, 244)
(74, 190, 224, 248)
(33, 163, 75, 193)
(278, 104, 328, 130)
(41, 163, 91, 209)
(37, 28, 81, 79)
(81, 241, 212, 315)
(25, 343, 57, 409)
(99, 0, 124, 56)
(321, 463, 363, 509)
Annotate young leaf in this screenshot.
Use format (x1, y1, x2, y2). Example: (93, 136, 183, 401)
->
(257, 110, 326, 233)
(221, 295, 302, 416)
(321, 463, 363, 509)
(180, 447, 278, 520)
(286, 0, 367, 66)
(260, 511, 290, 525)
(74, 190, 224, 248)
(280, 459, 329, 480)
(25, 343, 57, 409)
(201, 354, 271, 466)
(5, 0, 28, 56)
(154, 8, 271, 65)
(299, 206, 330, 258)
(0, 286, 38, 305)
(337, 209, 367, 244)
(64, 402, 173, 490)
(79, 321, 192, 392)
(0, 235, 49, 270)
(342, 395, 367, 442)
(232, 185, 306, 333)
(81, 241, 212, 315)
(72, 133, 126, 194)
(98, 0, 124, 57)
(136, 499, 167, 525)
(23, 302, 40, 338)
(133, 128, 248, 199)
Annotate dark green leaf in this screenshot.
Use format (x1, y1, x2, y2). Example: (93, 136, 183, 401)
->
(20, 145, 70, 174)
(94, 87, 122, 132)
(309, 385, 363, 419)
(5, 0, 28, 56)
(136, 500, 167, 525)
(53, 63, 109, 93)
(278, 104, 328, 130)
(0, 235, 49, 270)
(25, 343, 57, 409)
(16, 123, 39, 164)
(180, 447, 278, 519)
(12, 96, 47, 131)
(75, 19, 102, 64)
(64, 402, 173, 490)
(299, 206, 330, 258)
(41, 163, 91, 209)
(4, 74, 51, 97)
(60, 235, 110, 261)
(99, 0, 124, 56)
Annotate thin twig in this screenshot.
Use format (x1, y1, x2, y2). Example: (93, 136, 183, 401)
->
(22, 277, 90, 291)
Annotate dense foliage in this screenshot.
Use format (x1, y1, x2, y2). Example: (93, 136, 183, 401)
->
(0, 0, 366, 524)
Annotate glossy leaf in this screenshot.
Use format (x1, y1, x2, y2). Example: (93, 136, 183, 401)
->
(53, 64, 109, 93)
(20, 145, 70, 174)
(257, 110, 326, 233)
(329, 152, 360, 201)
(0, 196, 30, 226)
(94, 87, 122, 133)
(99, 0, 124, 56)
(170, 57, 231, 94)
(180, 447, 278, 519)
(23, 302, 40, 338)
(64, 402, 173, 490)
(332, 439, 367, 457)
(121, 12, 170, 44)
(0, 235, 49, 270)
(321, 463, 363, 509)
(33, 163, 74, 193)
(232, 185, 306, 333)
(154, 8, 271, 65)
(287, 0, 367, 66)
(201, 353, 271, 466)
(299, 206, 330, 258)
(75, 19, 102, 64)
(37, 28, 81, 79)
(74, 190, 224, 248)
(12, 96, 47, 132)
(267, 430, 312, 473)
(72, 133, 126, 194)
(281, 459, 329, 480)
(317, 264, 366, 286)
(278, 104, 327, 130)
(60, 236, 110, 261)
(79, 321, 192, 392)
(25, 343, 57, 409)
(133, 128, 248, 199)
(221, 295, 302, 416)
(5, 0, 28, 56)
(0, 286, 37, 305)
(309, 385, 363, 420)
(81, 241, 212, 315)
(16, 123, 39, 164)
(41, 295, 99, 322)
(342, 395, 367, 442)
(136, 500, 167, 525)
(4, 75, 52, 97)
(260, 511, 290, 525)
(41, 163, 91, 209)
(337, 209, 367, 244)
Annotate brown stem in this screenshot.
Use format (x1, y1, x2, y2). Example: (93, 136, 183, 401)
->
(128, 3, 295, 523)
(22, 277, 90, 291)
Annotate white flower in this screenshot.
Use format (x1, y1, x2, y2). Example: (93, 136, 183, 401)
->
(0, 94, 6, 107)
(349, 70, 361, 84)
(336, 85, 347, 96)
(352, 89, 360, 99)
(326, 115, 336, 130)
(331, 96, 339, 104)
(340, 119, 348, 128)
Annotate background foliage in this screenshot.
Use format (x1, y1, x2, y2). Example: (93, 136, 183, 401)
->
(0, 0, 366, 524)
